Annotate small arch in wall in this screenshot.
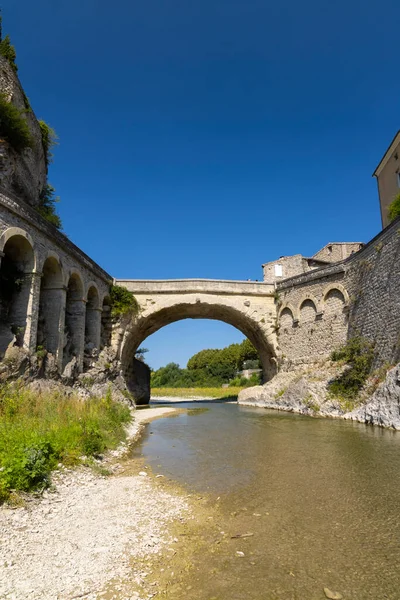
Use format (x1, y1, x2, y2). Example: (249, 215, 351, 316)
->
(0, 232, 36, 353)
(0, 228, 36, 270)
(37, 256, 64, 357)
(279, 305, 296, 331)
(323, 284, 349, 307)
(85, 285, 101, 364)
(299, 297, 318, 324)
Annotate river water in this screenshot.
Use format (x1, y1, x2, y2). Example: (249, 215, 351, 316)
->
(133, 402, 400, 599)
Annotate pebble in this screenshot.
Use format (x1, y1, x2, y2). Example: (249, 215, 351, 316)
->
(324, 588, 343, 600)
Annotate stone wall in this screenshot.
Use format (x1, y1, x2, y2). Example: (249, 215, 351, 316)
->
(276, 218, 400, 369)
(0, 57, 47, 207)
(344, 219, 400, 367)
(0, 188, 111, 377)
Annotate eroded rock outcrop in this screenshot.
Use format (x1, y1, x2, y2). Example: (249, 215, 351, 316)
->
(238, 361, 400, 430)
(345, 365, 400, 429)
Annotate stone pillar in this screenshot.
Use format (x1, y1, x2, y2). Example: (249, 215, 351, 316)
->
(8, 270, 41, 351)
(38, 285, 67, 370)
(63, 298, 86, 374)
(85, 307, 102, 351)
(25, 271, 42, 352)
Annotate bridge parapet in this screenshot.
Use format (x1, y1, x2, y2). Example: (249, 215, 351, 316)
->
(116, 279, 275, 296)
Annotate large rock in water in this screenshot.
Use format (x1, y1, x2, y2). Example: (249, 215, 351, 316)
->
(345, 365, 400, 430)
(127, 358, 151, 405)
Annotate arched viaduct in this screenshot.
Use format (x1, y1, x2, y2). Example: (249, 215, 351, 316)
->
(0, 189, 112, 376)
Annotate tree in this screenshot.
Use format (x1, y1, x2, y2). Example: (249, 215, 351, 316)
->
(388, 193, 400, 223)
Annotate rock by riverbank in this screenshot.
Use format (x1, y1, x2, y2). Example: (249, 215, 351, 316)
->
(0, 407, 188, 600)
(238, 361, 400, 430)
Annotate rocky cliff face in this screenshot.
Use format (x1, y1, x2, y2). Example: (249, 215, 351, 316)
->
(345, 365, 400, 429)
(238, 361, 400, 430)
(0, 56, 47, 206)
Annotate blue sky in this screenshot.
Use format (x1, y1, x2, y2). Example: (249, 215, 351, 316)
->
(4, 0, 400, 369)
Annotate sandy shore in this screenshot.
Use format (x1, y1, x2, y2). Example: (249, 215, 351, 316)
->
(0, 406, 189, 600)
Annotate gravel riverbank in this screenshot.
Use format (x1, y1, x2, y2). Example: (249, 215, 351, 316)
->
(0, 407, 189, 600)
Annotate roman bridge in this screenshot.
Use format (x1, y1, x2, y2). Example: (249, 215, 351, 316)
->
(114, 279, 279, 381)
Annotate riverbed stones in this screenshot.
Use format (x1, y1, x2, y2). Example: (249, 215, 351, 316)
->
(0, 408, 187, 600)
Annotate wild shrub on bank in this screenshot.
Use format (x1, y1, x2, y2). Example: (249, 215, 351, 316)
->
(329, 337, 375, 400)
(0, 385, 131, 502)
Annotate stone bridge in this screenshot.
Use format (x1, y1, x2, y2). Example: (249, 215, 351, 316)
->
(114, 279, 279, 381)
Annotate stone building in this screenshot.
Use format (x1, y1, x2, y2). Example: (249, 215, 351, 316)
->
(262, 242, 363, 283)
(373, 130, 400, 228)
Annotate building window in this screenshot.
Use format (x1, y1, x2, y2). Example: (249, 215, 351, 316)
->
(274, 264, 283, 277)
(397, 172, 400, 188)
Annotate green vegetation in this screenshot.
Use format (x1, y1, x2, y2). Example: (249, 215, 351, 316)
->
(151, 338, 262, 388)
(0, 93, 33, 152)
(388, 192, 400, 223)
(0, 34, 17, 71)
(110, 285, 139, 318)
(329, 337, 375, 400)
(0, 14, 17, 73)
(151, 387, 243, 400)
(0, 385, 131, 503)
(38, 120, 58, 168)
(37, 184, 62, 230)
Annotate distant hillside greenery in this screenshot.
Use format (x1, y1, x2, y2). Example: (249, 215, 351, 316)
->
(151, 338, 262, 388)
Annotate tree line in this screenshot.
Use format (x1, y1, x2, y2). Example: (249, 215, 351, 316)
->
(151, 338, 262, 388)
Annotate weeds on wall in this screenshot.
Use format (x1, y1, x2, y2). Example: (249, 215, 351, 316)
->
(38, 120, 58, 168)
(329, 337, 374, 400)
(0, 384, 132, 503)
(37, 184, 62, 230)
(110, 285, 139, 318)
(0, 93, 33, 152)
(388, 193, 400, 223)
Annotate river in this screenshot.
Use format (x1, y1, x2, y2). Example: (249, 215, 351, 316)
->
(132, 401, 400, 600)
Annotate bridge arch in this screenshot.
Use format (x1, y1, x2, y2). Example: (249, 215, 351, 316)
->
(118, 291, 278, 396)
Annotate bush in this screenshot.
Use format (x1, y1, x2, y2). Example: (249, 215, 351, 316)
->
(388, 193, 400, 223)
(329, 337, 375, 399)
(0, 93, 33, 152)
(38, 120, 57, 167)
(0, 384, 132, 502)
(110, 285, 139, 318)
(0, 33, 17, 72)
(37, 184, 62, 229)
